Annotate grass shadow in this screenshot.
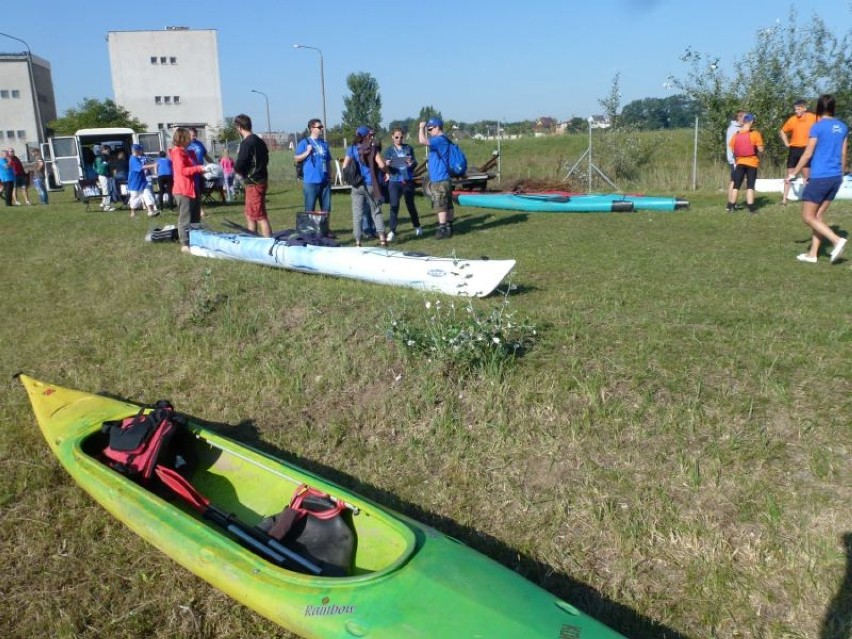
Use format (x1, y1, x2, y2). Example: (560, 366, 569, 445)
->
(820, 532, 852, 639)
(453, 212, 530, 234)
(187, 417, 691, 639)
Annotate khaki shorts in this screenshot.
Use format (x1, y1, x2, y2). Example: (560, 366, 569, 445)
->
(429, 179, 454, 213)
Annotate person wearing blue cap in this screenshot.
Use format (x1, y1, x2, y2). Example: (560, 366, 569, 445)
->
(127, 144, 159, 218)
(341, 126, 388, 246)
(419, 118, 455, 238)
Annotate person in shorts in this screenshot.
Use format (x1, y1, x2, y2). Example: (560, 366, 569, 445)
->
(787, 94, 848, 264)
(234, 114, 271, 237)
(127, 144, 159, 218)
(727, 114, 765, 213)
(779, 99, 817, 205)
(418, 118, 455, 238)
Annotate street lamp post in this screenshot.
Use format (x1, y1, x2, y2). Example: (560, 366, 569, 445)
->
(293, 44, 326, 140)
(0, 32, 43, 146)
(251, 89, 272, 140)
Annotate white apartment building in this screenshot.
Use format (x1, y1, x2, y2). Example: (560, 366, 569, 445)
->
(107, 27, 223, 144)
(0, 52, 57, 156)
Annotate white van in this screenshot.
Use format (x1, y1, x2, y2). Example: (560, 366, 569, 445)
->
(44, 127, 165, 186)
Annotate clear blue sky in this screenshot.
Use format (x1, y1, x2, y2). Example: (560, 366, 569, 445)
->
(5, 0, 850, 133)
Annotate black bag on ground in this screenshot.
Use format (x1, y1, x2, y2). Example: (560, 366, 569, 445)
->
(295, 211, 330, 238)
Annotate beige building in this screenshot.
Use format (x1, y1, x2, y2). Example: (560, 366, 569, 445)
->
(107, 27, 223, 144)
(0, 52, 57, 155)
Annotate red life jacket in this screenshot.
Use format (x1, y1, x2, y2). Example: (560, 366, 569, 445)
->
(733, 132, 756, 159)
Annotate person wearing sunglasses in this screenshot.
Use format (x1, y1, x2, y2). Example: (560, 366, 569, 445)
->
(383, 128, 422, 240)
(295, 118, 332, 220)
(419, 118, 455, 239)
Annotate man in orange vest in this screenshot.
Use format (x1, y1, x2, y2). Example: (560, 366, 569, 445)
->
(779, 99, 817, 205)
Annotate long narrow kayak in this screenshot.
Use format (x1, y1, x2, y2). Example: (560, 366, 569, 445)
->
(19, 374, 627, 639)
(755, 175, 852, 201)
(189, 228, 515, 298)
(454, 192, 634, 212)
(553, 193, 689, 212)
(454, 192, 688, 212)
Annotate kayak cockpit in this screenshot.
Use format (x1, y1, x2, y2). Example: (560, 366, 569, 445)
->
(80, 422, 416, 578)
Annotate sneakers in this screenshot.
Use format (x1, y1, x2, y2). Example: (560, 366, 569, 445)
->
(148, 209, 160, 218)
(414, 227, 423, 237)
(725, 203, 741, 212)
(435, 225, 448, 239)
(386, 230, 396, 242)
(830, 237, 847, 263)
(103, 206, 115, 212)
(796, 253, 817, 264)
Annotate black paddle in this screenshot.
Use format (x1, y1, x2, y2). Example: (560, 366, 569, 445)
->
(222, 218, 259, 236)
(154, 466, 323, 575)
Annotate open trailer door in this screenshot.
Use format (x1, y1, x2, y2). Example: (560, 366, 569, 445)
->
(40, 142, 64, 191)
(47, 136, 83, 185)
(136, 131, 165, 158)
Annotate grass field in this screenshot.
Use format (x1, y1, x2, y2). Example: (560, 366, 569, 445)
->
(1, 133, 850, 639)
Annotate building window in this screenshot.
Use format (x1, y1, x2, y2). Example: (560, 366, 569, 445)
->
(0, 90, 8, 99)
(157, 123, 164, 130)
(155, 96, 162, 104)
(170, 57, 177, 64)
(11, 90, 19, 98)
(6, 130, 14, 138)
(164, 96, 171, 104)
(173, 96, 180, 104)
(160, 56, 167, 64)
(150, 56, 157, 64)
(17, 130, 25, 139)
(0, 131, 4, 139)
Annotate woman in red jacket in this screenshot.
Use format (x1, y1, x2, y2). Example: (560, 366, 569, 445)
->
(170, 128, 206, 253)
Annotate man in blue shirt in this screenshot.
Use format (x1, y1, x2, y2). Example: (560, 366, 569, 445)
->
(419, 118, 455, 238)
(127, 144, 159, 218)
(188, 128, 211, 215)
(295, 118, 332, 216)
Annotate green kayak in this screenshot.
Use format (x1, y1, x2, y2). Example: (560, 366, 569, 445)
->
(19, 374, 627, 639)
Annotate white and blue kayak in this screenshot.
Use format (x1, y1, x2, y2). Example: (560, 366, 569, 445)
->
(755, 175, 852, 201)
(189, 228, 515, 298)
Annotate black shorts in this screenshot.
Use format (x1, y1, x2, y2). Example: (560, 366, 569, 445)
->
(786, 146, 810, 169)
(732, 165, 758, 190)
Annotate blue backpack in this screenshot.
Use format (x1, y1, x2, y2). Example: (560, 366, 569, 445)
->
(446, 142, 468, 178)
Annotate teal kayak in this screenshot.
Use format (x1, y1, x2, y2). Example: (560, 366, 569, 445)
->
(454, 192, 688, 213)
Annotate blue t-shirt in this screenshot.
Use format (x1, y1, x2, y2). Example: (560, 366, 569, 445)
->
(426, 134, 451, 182)
(156, 157, 173, 176)
(0, 157, 14, 182)
(297, 137, 330, 184)
(127, 155, 150, 191)
(809, 117, 848, 179)
(385, 144, 417, 182)
(346, 145, 373, 187)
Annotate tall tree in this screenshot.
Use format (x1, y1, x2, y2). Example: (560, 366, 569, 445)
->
(48, 98, 146, 135)
(418, 106, 443, 124)
(341, 73, 382, 137)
